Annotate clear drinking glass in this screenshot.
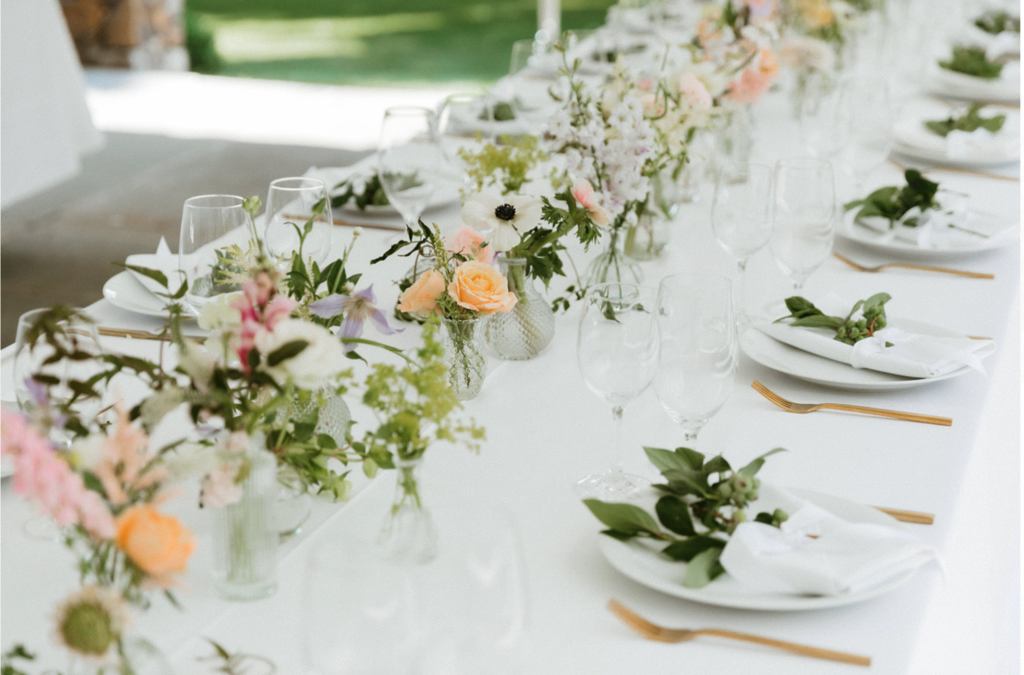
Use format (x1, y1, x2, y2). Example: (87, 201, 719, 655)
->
(509, 39, 539, 75)
(711, 163, 774, 325)
(769, 158, 836, 292)
(179, 195, 256, 316)
(378, 106, 441, 228)
(653, 274, 737, 443)
(437, 93, 493, 183)
(263, 178, 333, 268)
(799, 78, 847, 160)
(576, 283, 659, 499)
(836, 76, 894, 197)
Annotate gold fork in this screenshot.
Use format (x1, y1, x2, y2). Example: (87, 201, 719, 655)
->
(888, 158, 1019, 183)
(834, 252, 995, 279)
(608, 600, 871, 667)
(751, 381, 952, 426)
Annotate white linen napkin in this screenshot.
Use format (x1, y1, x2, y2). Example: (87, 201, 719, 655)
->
(986, 32, 1021, 62)
(755, 319, 993, 378)
(850, 194, 1013, 250)
(124, 237, 184, 296)
(719, 486, 939, 596)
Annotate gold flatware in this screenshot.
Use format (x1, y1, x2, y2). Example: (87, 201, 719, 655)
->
(607, 600, 871, 667)
(888, 158, 1019, 183)
(873, 507, 934, 525)
(283, 213, 401, 232)
(967, 335, 992, 340)
(751, 381, 952, 427)
(834, 252, 994, 279)
(98, 328, 202, 343)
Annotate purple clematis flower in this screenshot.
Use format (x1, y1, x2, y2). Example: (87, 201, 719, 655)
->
(309, 285, 401, 351)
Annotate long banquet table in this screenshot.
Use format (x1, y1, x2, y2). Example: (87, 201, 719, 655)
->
(2, 83, 1020, 673)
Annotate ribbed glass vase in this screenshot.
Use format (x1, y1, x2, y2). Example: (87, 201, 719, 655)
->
(211, 434, 278, 601)
(378, 455, 437, 565)
(441, 316, 486, 400)
(484, 255, 555, 360)
(584, 228, 644, 286)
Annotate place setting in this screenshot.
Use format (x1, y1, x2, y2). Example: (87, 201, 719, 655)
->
(891, 98, 1020, 168)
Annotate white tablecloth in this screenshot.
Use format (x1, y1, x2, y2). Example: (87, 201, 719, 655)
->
(1, 87, 1019, 673)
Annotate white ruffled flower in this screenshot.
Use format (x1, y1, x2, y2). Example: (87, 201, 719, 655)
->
(461, 190, 543, 252)
(197, 294, 241, 332)
(69, 435, 106, 471)
(178, 342, 218, 391)
(253, 319, 348, 390)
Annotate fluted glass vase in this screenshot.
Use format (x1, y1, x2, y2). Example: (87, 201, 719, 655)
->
(441, 316, 486, 400)
(379, 456, 437, 565)
(484, 255, 555, 360)
(211, 435, 278, 601)
(624, 177, 674, 262)
(584, 228, 644, 286)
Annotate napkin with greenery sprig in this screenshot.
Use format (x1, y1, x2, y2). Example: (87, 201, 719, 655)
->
(844, 169, 940, 228)
(331, 173, 423, 211)
(939, 45, 1004, 79)
(584, 446, 786, 589)
(925, 104, 1006, 137)
(775, 294, 891, 345)
(975, 10, 1020, 35)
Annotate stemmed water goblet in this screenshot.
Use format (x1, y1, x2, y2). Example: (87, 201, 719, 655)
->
(768, 158, 836, 292)
(836, 76, 894, 200)
(437, 93, 493, 187)
(711, 162, 774, 326)
(576, 283, 659, 499)
(263, 178, 333, 268)
(653, 274, 738, 444)
(378, 106, 442, 229)
(178, 194, 257, 316)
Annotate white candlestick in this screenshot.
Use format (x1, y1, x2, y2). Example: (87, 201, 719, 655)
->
(538, 0, 561, 43)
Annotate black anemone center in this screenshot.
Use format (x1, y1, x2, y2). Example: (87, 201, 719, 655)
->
(494, 203, 516, 221)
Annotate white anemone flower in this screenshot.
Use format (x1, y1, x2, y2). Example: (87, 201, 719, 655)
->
(461, 190, 543, 253)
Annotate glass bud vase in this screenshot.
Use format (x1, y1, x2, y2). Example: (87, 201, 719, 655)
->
(441, 316, 486, 400)
(67, 635, 173, 675)
(624, 177, 674, 262)
(584, 227, 644, 286)
(379, 456, 437, 565)
(484, 255, 555, 360)
(714, 104, 754, 181)
(211, 434, 279, 601)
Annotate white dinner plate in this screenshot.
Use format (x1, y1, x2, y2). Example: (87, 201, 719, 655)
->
(927, 63, 1020, 103)
(740, 316, 991, 391)
(836, 209, 1019, 260)
(892, 116, 1020, 168)
(338, 187, 459, 218)
(597, 487, 917, 611)
(103, 271, 170, 318)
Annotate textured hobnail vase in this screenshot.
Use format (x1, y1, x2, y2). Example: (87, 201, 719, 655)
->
(484, 255, 555, 360)
(584, 228, 644, 286)
(211, 435, 278, 601)
(290, 389, 352, 441)
(379, 456, 437, 565)
(441, 316, 486, 400)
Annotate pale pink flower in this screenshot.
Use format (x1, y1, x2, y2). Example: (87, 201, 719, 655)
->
(741, 0, 777, 19)
(571, 179, 611, 228)
(263, 295, 298, 330)
(726, 50, 779, 104)
(677, 73, 713, 110)
(447, 226, 496, 264)
(92, 406, 165, 506)
(200, 459, 244, 508)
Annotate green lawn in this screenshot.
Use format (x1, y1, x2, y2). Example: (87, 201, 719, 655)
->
(185, 0, 616, 86)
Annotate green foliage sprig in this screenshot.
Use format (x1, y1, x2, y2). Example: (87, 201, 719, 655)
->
(584, 446, 786, 588)
(331, 174, 399, 211)
(457, 135, 547, 195)
(925, 104, 1006, 137)
(776, 293, 891, 345)
(844, 169, 940, 227)
(975, 10, 1020, 35)
(939, 45, 1004, 79)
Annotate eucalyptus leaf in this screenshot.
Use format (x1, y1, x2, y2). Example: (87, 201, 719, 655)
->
(266, 340, 309, 367)
(683, 546, 725, 588)
(655, 495, 696, 536)
(737, 447, 786, 477)
(583, 499, 662, 536)
(661, 535, 726, 562)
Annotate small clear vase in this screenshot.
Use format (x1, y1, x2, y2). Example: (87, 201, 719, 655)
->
(441, 316, 486, 400)
(67, 635, 173, 675)
(378, 456, 437, 565)
(211, 435, 278, 601)
(623, 179, 673, 262)
(714, 104, 754, 181)
(484, 255, 555, 360)
(584, 228, 644, 286)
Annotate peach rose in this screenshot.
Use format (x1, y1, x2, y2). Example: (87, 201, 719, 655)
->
(397, 270, 446, 315)
(115, 505, 195, 585)
(446, 261, 518, 315)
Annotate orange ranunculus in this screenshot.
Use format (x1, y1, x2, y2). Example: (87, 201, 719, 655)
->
(115, 505, 195, 584)
(446, 261, 518, 315)
(397, 270, 446, 315)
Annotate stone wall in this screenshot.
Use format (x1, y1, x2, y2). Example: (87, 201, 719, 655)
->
(61, 0, 188, 70)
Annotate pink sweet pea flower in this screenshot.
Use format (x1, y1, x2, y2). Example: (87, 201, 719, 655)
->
(677, 72, 713, 110)
(447, 226, 496, 264)
(571, 179, 611, 228)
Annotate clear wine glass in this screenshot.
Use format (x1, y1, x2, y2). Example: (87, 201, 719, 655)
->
(711, 162, 774, 325)
(799, 77, 847, 160)
(576, 283, 659, 499)
(769, 158, 836, 292)
(509, 39, 539, 76)
(836, 76, 894, 198)
(179, 194, 257, 316)
(263, 178, 333, 268)
(437, 93, 493, 184)
(653, 274, 738, 443)
(378, 106, 441, 228)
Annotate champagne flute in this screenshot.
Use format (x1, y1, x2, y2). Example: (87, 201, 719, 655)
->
(653, 274, 738, 443)
(836, 76, 894, 199)
(576, 283, 659, 499)
(769, 158, 836, 292)
(263, 178, 333, 268)
(711, 163, 774, 325)
(378, 106, 441, 228)
(179, 194, 257, 316)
